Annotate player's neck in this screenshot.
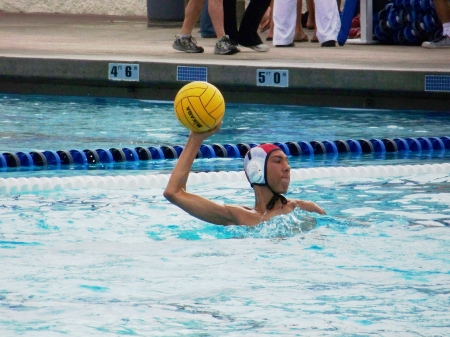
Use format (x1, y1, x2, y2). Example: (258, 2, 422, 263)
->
(253, 185, 280, 213)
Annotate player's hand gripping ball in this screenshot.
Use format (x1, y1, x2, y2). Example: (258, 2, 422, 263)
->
(174, 81, 225, 132)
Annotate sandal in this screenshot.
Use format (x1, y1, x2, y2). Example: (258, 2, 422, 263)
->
(294, 35, 309, 42)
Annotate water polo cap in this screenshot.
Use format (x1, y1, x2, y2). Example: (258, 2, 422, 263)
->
(244, 144, 280, 186)
(243, 144, 288, 210)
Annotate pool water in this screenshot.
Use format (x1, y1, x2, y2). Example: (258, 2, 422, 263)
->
(1, 173, 450, 335)
(1, 93, 450, 335)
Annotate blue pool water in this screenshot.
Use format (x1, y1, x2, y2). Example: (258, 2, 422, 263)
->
(1, 94, 450, 176)
(1, 173, 450, 335)
(1, 94, 450, 335)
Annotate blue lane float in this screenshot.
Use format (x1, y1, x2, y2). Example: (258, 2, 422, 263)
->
(44, 150, 61, 166)
(346, 139, 363, 154)
(96, 149, 114, 163)
(149, 146, 164, 160)
(16, 152, 34, 166)
(370, 139, 387, 152)
(223, 144, 241, 158)
(199, 144, 216, 158)
(1, 136, 449, 169)
(122, 148, 140, 162)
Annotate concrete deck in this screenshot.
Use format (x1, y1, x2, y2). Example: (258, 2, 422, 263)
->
(1, 13, 449, 111)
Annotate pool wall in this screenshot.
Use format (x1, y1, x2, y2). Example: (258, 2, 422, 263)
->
(2, 56, 450, 112)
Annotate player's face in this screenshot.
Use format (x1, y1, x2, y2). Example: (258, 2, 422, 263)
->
(266, 150, 290, 193)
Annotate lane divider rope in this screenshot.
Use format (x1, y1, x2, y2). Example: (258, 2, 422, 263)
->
(1, 136, 449, 169)
(1, 163, 449, 194)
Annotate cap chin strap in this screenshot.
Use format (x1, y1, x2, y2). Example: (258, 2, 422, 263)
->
(266, 187, 287, 210)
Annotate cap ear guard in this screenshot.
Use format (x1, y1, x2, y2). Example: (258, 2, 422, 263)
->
(246, 160, 264, 185)
(244, 144, 281, 186)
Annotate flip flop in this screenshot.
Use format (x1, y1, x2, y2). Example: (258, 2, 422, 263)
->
(311, 38, 319, 43)
(266, 37, 273, 41)
(294, 35, 309, 42)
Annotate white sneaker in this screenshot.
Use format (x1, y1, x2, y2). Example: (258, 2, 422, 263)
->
(422, 35, 450, 49)
(247, 44, 270, 52)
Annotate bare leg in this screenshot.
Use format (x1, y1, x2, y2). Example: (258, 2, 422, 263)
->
(307, 0, 315, 29)
(259, 5, 272, 32)
(208, 0, 226, 37)
(180, 0, 206, 35)
(266, 0, 275, 40)
(294, 0, 308, 41)
(434, 0, 450, 24)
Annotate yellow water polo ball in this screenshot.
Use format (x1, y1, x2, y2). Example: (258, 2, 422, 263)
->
(174, 81, 225, 132)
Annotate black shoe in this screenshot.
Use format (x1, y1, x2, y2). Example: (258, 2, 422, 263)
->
(321, 40, 336, 47)
(275, 43, 295, 47)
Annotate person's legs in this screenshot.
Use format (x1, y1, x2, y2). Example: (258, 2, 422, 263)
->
(266, 0, 275, 40)
(259, 6, 272, 32)
(273, 0, 297, 46)
(314, 0, 341, 46)
(200, 1, 216, 38)
(306, 0, 315, 29)
(238, 0, 272, 50)
(223, 0, 239, 42)
(434, 0, 450, 32)
(180, 0, 205, 35)
(208, 0, 226, 37)
(422, 0, 450, 48)
(209, 0, 240, 54)
(174, 0, 238, 54)
(294, 0, 308, 41)
(173, 0, 206, 53)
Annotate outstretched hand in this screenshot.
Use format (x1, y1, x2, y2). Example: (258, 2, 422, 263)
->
(189, 121, 223, 141)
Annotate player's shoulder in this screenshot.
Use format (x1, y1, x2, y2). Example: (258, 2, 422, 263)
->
(223, 204, 261, 226)
(289, 199, 326, 215)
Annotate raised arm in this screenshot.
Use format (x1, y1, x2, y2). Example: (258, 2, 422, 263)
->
(163, 123, 241, 226)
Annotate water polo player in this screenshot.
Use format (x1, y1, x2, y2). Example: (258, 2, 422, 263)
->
(164, 123, 325, 226)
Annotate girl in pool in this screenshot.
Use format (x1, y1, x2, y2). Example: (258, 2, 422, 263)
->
(164, 122, 325, 226)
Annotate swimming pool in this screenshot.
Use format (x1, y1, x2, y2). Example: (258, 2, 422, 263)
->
(1, 94, 450, 335)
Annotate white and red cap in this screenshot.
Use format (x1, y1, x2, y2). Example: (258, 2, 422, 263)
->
(243, 144, 281, 186)
(243, 143, 288, 210)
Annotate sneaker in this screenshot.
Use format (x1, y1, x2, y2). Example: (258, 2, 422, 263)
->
(173, 35, 204, 53)
(422, 35, 450, 49)
(228, 38, 241, 52)
(247, 44, 270, 52)
(214, 36, 239, 55)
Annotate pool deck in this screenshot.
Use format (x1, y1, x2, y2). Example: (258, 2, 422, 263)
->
(1, 13, 449, 111)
